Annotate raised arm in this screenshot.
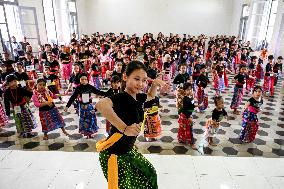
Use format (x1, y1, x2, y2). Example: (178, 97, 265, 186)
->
(95, 98, 126, 132)
(147, 78, 165, 101)
(95, 97, 140, 136)
(90, 85, 107, 97)
(65, 87, 80, 108)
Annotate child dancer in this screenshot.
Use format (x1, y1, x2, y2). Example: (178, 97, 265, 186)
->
(239, 86, 263, 143)
(89, 56, 101, 89)
(205, 96, 227, 146)
(60, 46, 72, 84)
(47, 52, 60, 76)
(196, 64, 210, 112)
(43, 66, 62, 101)
(64, 73, 107, 138)
(231, 49, 241, 74)
(145, 59, 160, 93)
(4, 74, 37, 137)
(273, 56, 283, 86)
(263, 55, 275, 96)
(255, 58, 264, 83)
(23, 52, 37, 79)
(230, 64, 247, 114)
(95, 61, 162, 188)
(173, 63, 190, 85)
(246, 56, 257, 93)
(98, 44, 111, 86)
(192, 56, 202, 96)
(160, 54, 172, 95)
(211, 61, 219, 95)
(65, 63, 81, 112)
(105, 75, 121, 134)
(0, 64, 8, 84)
(14, 62, 31, 88)
(32, 79, 69, 140)
(214, 58, 228, 95)
(107, 61, 123, 81)
(142, 96, 162, 141)
(176, 82, 198, 149)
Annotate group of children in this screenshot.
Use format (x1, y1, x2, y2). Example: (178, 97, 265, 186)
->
(0, 32, 282, 151)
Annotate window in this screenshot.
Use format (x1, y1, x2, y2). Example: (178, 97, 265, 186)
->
(43, 0, 79, 44)
(43, 0, 57, 44)
(265, 0, 278, 43)
(246, 0, 279, 49)
(0, 0, 19, 59)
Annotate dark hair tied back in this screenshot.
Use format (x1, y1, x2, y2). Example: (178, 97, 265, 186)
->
(125, 61, 147, 77)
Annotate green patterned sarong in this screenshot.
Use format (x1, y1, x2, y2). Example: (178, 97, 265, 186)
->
(99, 148, 158, 189)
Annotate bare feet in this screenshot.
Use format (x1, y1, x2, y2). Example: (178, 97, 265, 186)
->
(146, 138, 157, 142)
(233, 110, 240, 115)
(61, 128, 70, 136)
(209, 141, 217, 146)
(86, 135, 94, 139)
(43, 135, 48, 140)
(190, 144, 198, 150)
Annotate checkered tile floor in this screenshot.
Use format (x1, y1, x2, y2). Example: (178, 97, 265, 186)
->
(0, 74, 284, 157)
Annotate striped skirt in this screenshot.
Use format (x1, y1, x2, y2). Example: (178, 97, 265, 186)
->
(230, 86, 243, 109)
(39, 106, 65, 133)
(218, 76, 225, 92)
(99, 148, 158, 189)
(14, 105, 37, 133)
(79, 103, 99, 136)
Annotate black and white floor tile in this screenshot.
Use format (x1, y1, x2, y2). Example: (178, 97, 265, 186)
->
(0, 74, 284, 158)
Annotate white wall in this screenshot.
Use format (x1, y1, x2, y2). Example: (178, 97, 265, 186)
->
(269, 0, 284, 56)
(77, 0, 244, 36)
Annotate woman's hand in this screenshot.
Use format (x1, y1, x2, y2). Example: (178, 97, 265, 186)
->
(153, 78, 166, 87)
(123, 123, 142, 136)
